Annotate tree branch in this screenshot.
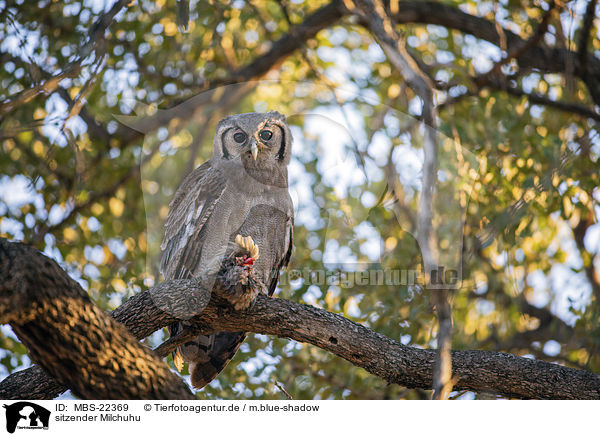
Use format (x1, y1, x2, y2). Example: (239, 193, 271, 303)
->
(1, 238, 599, 400)
(0, 66, 83, 118)
(0, 239, 194, 400)
(475, 0, 559, 89)
(436, 76, 600, 123)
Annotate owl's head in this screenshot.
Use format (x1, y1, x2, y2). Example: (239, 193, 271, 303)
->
(213, 111, 292, 166)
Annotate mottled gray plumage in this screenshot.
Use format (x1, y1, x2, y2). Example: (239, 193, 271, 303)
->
(160, 111, 294, 389)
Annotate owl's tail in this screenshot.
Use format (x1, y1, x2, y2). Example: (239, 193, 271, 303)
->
(189, 332, 247, 389)
(169, 323, 247, 389)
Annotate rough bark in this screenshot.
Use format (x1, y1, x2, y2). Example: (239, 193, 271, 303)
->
(0, 239, 193, 400)
(0, 366, 66, 400)
(1, 238, 599, 400)
(84, 285, 600, 400)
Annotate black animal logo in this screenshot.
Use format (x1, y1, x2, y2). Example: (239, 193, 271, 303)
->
(3, 402, 50, 433)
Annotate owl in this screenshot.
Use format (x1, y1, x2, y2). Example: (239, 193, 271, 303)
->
(160, 111, 294, 389)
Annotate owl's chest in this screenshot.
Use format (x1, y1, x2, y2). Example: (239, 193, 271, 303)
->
(224, 176, 288, 214)
(199, 188, 283, 271)
(198, 184, 287, 248)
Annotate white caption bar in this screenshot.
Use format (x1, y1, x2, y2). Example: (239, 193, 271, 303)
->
(0, 400, 595, 435)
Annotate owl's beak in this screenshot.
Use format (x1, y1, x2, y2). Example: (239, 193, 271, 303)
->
(250, 140, 259, 160)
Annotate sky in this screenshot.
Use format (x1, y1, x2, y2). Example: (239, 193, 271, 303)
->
(0, 0, 599, 393)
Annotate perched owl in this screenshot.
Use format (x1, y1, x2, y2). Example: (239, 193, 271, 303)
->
(160, 111, 294, 389)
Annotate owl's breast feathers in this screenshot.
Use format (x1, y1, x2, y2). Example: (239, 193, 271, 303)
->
(160, 158, 293, 294)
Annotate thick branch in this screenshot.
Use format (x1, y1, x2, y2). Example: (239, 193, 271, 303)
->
(0, 239, 193, 400)
(110, 282, 600, 399)
(0, 366, 66, 401)
(1, 239, 599, 400)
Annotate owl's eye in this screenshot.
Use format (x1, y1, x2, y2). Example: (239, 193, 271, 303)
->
(233, 131, 247, 143)
(259, 130, 273, 141)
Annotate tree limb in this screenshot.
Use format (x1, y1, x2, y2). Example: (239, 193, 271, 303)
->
(0, 239, 194, 400)
(1, 238, 599, 400)
(0, 66, 82, 118)
(439, 81, 600, 123)
(475, 0, 559, 89)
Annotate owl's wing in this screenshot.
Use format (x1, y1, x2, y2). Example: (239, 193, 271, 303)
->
(160, 160, 226, 280)
(267, 215, 293, 296)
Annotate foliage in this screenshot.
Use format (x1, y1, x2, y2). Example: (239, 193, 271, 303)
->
(0, 0, 599, 399)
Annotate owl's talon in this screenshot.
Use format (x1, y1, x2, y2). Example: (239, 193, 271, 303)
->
(235, 234, 260, 259)
(173, 349, 184, 372)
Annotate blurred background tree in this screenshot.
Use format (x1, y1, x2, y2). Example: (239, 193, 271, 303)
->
(0, 0, 598, 399)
